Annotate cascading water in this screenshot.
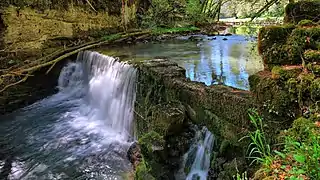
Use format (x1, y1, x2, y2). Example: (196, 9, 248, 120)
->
(176, 127, 215, 180)
(0, 51, 137, 179)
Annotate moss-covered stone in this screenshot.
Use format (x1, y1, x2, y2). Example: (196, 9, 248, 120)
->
(138, 131, 165, 158)
(285, 1, 320, 24)
(134, 159, 155, 180)
(257, 25, 295, 68)
(271, 66, 302, 81)
(135, 59, 253, 179)
(310, 78, 320, 101)
(149, 102, 186, 137)
(1, 6, 123, 52)
(298, 19, 318, 27)
(286, 27, 320, 63)
(304, 50, 320, 63)
(285, 117, 316, 142)
(249, 71, 299, 118)
(307, 63, 320, 75)
(258, 25, 295, 55)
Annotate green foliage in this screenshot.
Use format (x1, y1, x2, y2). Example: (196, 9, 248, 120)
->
(298, 20, 318, 27)
(240, 109, 272, 166)
(140, 0, 183, 28)
(233, 171, 249, 180)
(138, 131, 165, 158)
(258, 117, 320, 179)
(134, 158, 156, 180)
(304, 50, 320, 63)
(151, 26, 199, 35)
(102, 33, 122, 41)
(185, 0, 207, 22)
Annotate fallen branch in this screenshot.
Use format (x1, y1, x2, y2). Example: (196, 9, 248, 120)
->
(0, 75, 29, 93)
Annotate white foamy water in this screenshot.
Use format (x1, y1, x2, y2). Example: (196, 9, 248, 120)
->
(0, 51, 137, 179)
(176, 127, 214, 180)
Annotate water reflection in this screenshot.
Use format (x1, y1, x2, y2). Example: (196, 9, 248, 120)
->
(97, 34, 263, 90)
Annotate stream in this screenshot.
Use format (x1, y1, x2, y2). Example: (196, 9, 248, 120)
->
(0, 51, 136, 179)
(97, 33, 263, 90)
(0, 32, 263, 180)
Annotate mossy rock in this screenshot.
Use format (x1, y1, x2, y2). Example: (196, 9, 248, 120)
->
(0, 0, 123, 14)
(286, 117, 316, 142)
(298, 19, 318, 27)
(134, 159, 156, 180)
(216, 158, 246, 180)
(258, 25, 295, 56)
(138, 131, 165, 158)
(149, 102, 186, 137)
(271, 66, 302, 81)
(307, 63, 320, 76)
(286, 27, 320, 63)
(310, 78, 320, 101)
(249, 71, 299, 118)
(304, 50, 320, 63)
(285, 1, 320, 24)
(298, 73, 315, 96)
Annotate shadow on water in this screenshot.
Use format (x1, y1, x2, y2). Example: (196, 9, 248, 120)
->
(97, 28, 263, 90)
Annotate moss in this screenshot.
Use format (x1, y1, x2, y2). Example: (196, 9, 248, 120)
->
(285, 1, 320, 24)
(151, 26, 200, 35)
(148, 102, 186, 136)
(102, 33, 122, 41)
(286, 117, 316, 142)
(310, 78, 320, 101)
(286, 27, 320, 63)
(258, 25, 295, 56)
(285, 78, 299, 102)
(250, 72, 298, 118)
(307, 63, 320, 76)
(298, 19, 318, 27)
(304, 50, 320, 63)
(2, 6, 123, 51)
(138, 131, 165, 157)
(271, 66, 302, 81)
(134, 158, 155, 180)
(0, 0, 123, 14)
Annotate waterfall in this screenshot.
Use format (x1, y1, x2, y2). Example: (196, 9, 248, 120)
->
(58, 50, 137, 142)
(0, 51, 137, 179)
(177, 127, 215, 180)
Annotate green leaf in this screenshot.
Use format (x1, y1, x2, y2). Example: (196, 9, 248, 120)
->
(293, 154, 306, 163)
(289, 176, 299, 180)
(274, 150, 286, 159)
(295, 169, 305, 174)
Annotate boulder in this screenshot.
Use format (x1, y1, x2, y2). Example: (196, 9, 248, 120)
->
(285, 1, 320, 24)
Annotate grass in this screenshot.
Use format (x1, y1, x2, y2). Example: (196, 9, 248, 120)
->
(151, 26, 200, 35)
(267, 119, 320, 179)
(240, 110, 320, 179)
(102, 33, 122, 41)
(240, 109, 272, 167)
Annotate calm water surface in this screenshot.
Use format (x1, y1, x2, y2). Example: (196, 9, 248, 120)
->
(97, 34, 263, 90)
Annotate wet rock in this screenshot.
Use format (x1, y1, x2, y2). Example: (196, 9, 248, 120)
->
(188, 36, 203, 41)
(135, 58, 253, 179)
(127, 142, 142, 170)
(222, 38, 228, 40)
(208, 37, 217, 40)
(222, 33, 232, 36)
